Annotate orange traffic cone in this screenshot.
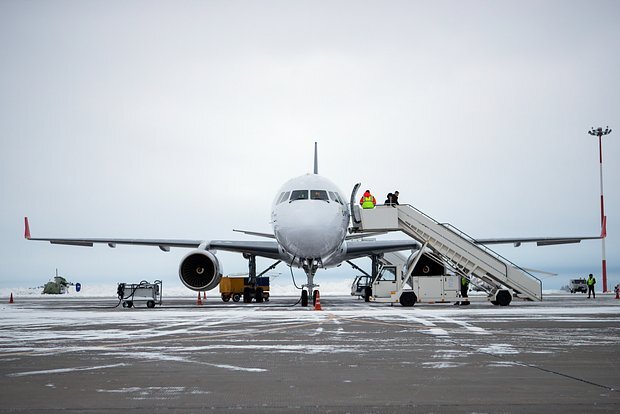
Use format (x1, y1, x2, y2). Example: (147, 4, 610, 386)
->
(9, 293, 14, 304)
(196, 292, 203, 306)
(314, 291, 322, 311)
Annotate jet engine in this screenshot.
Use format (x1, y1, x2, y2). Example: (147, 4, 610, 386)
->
(178, 250, 223, 291)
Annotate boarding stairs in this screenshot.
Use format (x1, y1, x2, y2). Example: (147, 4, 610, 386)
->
(352, 205, 542, 301)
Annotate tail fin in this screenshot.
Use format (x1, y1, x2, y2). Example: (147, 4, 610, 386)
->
(313, 142, 318, 174)
(24, 217, 31, 239)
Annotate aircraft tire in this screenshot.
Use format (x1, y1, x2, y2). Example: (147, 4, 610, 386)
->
(301, 290, 308, 307)
(364, 287, 372, 302)
(243, 287, 253, 303)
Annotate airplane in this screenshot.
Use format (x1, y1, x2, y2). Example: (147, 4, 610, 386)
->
(24, 143, 420, 306)
(24, 143, 604, 306)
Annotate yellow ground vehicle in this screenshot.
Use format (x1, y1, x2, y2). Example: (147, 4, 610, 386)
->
(219, 276, 270, 302)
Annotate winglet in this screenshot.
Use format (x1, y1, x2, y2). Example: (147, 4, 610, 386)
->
(24, 217, 31, 239)
(601, 216, 607, 238)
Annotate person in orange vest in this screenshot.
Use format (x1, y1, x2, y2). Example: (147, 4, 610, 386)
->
(359, 190, 376, 209)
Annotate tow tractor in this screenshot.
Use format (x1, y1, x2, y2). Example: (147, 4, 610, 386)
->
(219, 276, 270, 303)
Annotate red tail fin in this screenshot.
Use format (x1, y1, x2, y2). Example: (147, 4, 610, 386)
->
(24, 217, 31, 239)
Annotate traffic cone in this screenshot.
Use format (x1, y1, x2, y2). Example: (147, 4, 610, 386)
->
(9, 293, 14, 304)
(314, 291, 322, 311)
(196, 292, 203, 306)
(203, 291, 206, 299)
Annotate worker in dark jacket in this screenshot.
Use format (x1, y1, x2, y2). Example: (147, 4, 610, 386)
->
(384, 193, 394, 205)
(392, 190, 400, 205)
(587, 273, 596, 299)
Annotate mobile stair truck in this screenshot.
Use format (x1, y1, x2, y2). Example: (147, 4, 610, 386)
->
(350, 203, 542, 306)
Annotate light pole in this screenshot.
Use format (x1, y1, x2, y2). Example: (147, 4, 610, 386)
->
(588, 126, 612, 293)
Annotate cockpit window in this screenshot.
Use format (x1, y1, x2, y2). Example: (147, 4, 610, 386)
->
(310, 190, 329, 201)
(328, 191, 342, 204)
(277, 191, 290, 204)
(290, 190, 309, 201)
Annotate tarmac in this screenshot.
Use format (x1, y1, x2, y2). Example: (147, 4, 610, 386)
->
(1, 293, 619, 413)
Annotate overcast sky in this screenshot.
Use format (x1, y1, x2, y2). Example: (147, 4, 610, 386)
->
(1, 0, 618, 291)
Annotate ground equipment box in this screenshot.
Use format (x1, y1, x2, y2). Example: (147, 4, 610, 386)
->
(117, 280, 162, 308)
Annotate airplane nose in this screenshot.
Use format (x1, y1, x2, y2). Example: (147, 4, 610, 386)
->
(285, 224, 342, 258)
(274, 202, 346, 259)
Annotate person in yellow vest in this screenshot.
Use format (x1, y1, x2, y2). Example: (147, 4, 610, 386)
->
(455, 275, 470, 305)
(359, 190, 376, 209)
(587, 273, 596, 299)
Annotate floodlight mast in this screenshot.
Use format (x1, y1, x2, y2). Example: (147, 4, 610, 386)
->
(587, 126, 612, 293)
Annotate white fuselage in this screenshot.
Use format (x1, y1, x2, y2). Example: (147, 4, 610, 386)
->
(271, 174, 350, 268)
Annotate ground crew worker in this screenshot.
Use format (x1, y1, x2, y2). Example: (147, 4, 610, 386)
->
(359, 190, 376, 209)
(587, 273, 596, 299)
(460, 275, 470, 305)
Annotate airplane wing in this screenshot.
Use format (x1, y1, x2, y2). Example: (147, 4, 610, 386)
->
(24, 217, 282, 258)
(344, 239, 419, 260)
(473, 236, 602, 247)
(474, 218, 605, 247)
(473, 217, 606, 247)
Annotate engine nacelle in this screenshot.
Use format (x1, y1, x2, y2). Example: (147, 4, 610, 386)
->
(178, 250, 223, 291)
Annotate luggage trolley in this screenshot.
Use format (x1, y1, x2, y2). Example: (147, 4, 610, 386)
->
(117, 280, 162, 308)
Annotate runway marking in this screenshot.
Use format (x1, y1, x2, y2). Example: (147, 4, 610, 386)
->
(0, 320, 325, 357)
(7, 363, 128, 377)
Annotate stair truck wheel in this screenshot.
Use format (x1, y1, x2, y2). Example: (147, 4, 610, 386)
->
(146, 300, 155, 308)
(496, 290, 512, 306)
(301, 290, 309, 307)
(400, 292, 417, 307)
(232, 293, 241, 302)
(222, 294, 231, 302)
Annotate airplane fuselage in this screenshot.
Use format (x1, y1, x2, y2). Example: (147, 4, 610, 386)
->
(271, 173, 350, 268)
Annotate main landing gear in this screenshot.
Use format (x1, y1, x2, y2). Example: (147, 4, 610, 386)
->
(242, 255, 281, 303)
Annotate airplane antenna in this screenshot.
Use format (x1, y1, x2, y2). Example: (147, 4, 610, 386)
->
(313, 142, 318, 174)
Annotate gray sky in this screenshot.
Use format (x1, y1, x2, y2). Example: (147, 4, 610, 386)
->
(1, 0, 619, 290)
